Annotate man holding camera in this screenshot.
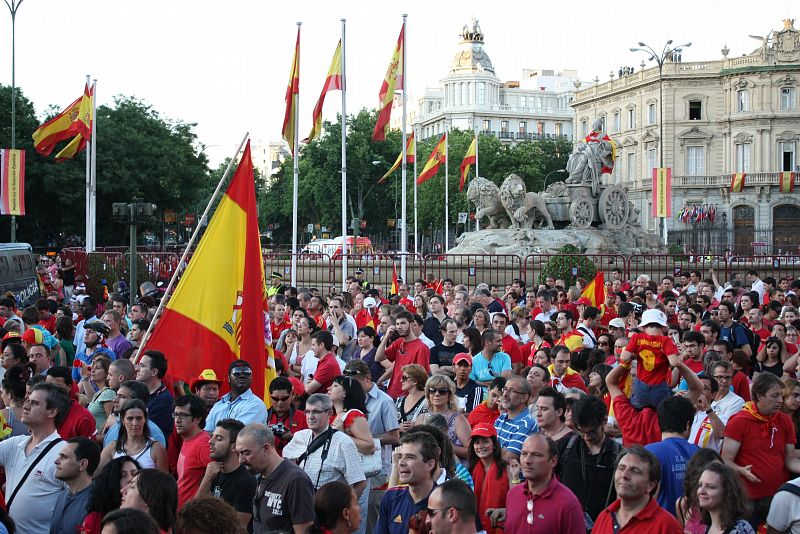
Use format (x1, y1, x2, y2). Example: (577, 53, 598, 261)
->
(266, 377, 307, 455)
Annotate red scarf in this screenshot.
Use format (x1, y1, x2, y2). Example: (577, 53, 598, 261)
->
(471, 461, 509, 534)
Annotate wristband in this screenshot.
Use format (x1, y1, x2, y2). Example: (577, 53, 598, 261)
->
(705, 409, 714, 415)
(618, 361, 631, 369)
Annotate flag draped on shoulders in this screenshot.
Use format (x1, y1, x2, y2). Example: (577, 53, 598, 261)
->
(372, 24, 404, 142)
(581, 272, 606, 307)
(32, 83, 93, 159)
(379, 132, 414, 183)
(459, 136, 477, 191)
(303, 40, 343, 144)
(142, 141, 272, 399)
(417, 134, 446, 185)
(282, 28, 301, 153)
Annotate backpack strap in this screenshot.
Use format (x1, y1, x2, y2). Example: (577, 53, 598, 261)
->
(6, 437, 62, 510)
(777, 482, 800, 498)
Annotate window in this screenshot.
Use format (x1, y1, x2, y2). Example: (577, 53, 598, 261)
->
(780, 142, 796, 171)
(687, 146, 705, 175)
(537, 122, 544, 135)
(735, 143, 751, 173)
(482, 119, 491, 133)
(477, 83, 486, 105)
(689, 100, 702, 120)
(737, 90, 749, 112)
(781, 87, 796, 110)
(554, 123, 562, 136)
(648, 103, 657, 125)
(581, 120, 588, 137)
(647, 148, 657, 175)
(626, 153, 636, 181)
(613, 112, 621, 133)
(519, 121, 527, 135)
(520, 95, 526, 109)
(501, 120, 509, 137)
(627, 108, 636, 130)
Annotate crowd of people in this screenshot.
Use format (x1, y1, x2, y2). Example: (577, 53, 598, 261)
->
(0, 260, 797, 533)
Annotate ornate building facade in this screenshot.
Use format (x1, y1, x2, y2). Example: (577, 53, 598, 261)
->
(409, 20, 576, 143)
(571, 20, 800, 253)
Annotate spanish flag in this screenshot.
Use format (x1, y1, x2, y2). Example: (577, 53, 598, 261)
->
(282, 27, 301, 154)
(417, 134, 447, 185)
(459, 136, 477, 191)
(780, 171, 795, 193)
(391, 263, 399, 295)
(372, 23, 404, 142)
(378, 132, 415, 183)
(303, 40, 343, 144)
(0, 149, 25, 216)
(142, 141, 273, 399)
(581, 272, 605, 307)
(730, 173, 746, 193)
(32, 83, 93, 157)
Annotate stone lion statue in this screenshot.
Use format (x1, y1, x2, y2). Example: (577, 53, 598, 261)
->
(466, 177, 509, 229)
(499, 174, 554, 230)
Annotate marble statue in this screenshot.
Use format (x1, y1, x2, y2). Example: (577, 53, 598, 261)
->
(466, 177, 509, 228)
(499, 173, 554, 230)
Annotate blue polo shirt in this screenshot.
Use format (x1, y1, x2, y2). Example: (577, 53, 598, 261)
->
(495, 409, 538, 457)
(375, 485, 433, 534)
(470, 351, 511, 383)
(204, 389, 267, 431)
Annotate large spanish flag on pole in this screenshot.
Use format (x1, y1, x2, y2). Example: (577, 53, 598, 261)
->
(303, 40, 343, 144)
(730, 173, 746, 193)
(580, 271, 606, 307)
(372, 23, 404, 141)
(417, 134, 447, 185)
(652, 167, 672, 217)
(780, 171, 795, 193)
(379, 132, 415, 183)
(32, 83, 93, 157)
(459, 135, 477, 191)
(0, 149, 25, 216)
(282, 27, 301, 154)
(142, 141, 272, 399)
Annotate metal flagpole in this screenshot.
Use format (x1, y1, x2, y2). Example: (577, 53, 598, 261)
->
(290, 22, 301, 287)
(89, 78, 97, 252)
(474, 129, 480, 231)
(5, 0, 23, 242)
(340, 19, 348, 291)
(84, 75, 91, 252)
(444, 130, 449, 251)
(399, 14, 407, 280)
(413, 127, 418, 255)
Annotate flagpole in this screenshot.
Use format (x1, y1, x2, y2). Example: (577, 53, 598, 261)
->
(399, 14, 407, 280)
(136, 133, 250, 361)
(444, 129, 449, 252)
(290, 22, 301, 288)
(474, 130, 480, 231)
(84, 74, 91, 253)
(340, 19, 348, 291)
(89, 78, 97, 252)
(6, 0, 23, 242)
(413, 126, 418, 255)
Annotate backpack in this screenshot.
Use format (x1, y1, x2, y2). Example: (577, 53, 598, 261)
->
(734, 321, 759, 357)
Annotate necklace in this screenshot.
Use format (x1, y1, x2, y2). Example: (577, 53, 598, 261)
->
(546, 425, 567, 438)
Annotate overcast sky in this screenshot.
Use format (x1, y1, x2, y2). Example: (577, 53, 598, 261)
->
(3, 0, 794, 165)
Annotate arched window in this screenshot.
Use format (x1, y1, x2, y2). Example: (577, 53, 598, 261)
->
(773, 205, 800, 252)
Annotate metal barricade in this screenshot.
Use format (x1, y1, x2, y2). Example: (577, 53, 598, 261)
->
(424, 254, 523, 289)
(523, 254, 627, 287)
(263, 253, 334, 294)
(626, 254, 728, 284)
(727, 255, 800, 282)
(138, 253, 182, 282)
(335, 253, 425, 294)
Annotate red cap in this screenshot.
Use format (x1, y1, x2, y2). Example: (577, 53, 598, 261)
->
(453, 353, 472, 366)
(576, 297, 592, 306)
(471, 423, 497, 438)
(21, 329, 44, 345)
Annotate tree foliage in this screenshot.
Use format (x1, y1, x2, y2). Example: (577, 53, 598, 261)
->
(537, 244, 597, 285)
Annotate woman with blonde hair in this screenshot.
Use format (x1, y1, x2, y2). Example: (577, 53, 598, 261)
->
(394, 364, 428, 434)
(414, 375, 471, 460)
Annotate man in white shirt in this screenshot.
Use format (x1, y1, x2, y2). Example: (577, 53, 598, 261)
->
(689, 361, 743, 451)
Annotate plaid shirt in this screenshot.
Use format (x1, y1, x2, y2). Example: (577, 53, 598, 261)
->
(292, 428, 365, 489)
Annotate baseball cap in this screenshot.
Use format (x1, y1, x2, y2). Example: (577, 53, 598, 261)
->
(641, 309, 668, 327)
(471, 423, 497, 438)
(608, 318, 626, 329)
(453, 353, 472, 366)
(576, 297, 592, 306)
(363, 297, 378, 309)
(228, 360, 252, 373)
(21, 328, 44, 345)
(190, 369, 224, 392)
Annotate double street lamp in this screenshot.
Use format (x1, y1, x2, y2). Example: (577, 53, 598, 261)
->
(630, 40, 691, 246)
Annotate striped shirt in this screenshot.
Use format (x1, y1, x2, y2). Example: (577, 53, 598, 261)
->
(495, 410, 538, 457)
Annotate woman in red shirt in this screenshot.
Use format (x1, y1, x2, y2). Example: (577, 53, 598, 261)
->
(328, 376, 376, 456)
(468, 423, 514, 534)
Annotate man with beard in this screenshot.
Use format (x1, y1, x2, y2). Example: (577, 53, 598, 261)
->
(205, 360, 268, 431)
(197, 418, 257, 531)
(494, 376, 538, 461)
(174, 395, 211, 509)
(237, 423, 314, 533)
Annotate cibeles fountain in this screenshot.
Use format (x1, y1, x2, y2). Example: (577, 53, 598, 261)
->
(449, 119, 665, 255)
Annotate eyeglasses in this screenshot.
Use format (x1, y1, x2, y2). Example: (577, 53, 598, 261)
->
(401, 375, 411, 381)
(343, 369, 365, 376)
(712, 375, 732, 382)
(172, 412, 193, 419)
(598, 341, 609, 346)
(304, 409, 329, 416)
(428, 387, 450, 396)
(231, 369, 252, 377)
(270, 395, 290, 402)
(502, 386, 525, 395)
(527, 499, 535, 525)
(519, 316, 531, 320)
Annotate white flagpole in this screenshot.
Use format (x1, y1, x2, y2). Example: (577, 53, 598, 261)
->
(84, 74, 91, 253)
(89, 78, 97, 252)
(340, 19, 348, 291)
(474, 130, 480, 231)
(413, 127, 418, 255)
(400, 14, 407, 280)
(444, 130, 449, 252)
(290, 22, 301, 287)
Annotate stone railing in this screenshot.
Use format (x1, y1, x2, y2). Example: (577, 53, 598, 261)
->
(671, 172, 798, 188)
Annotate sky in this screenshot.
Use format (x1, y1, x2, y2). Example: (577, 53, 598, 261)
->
(2, 0, 795, 166)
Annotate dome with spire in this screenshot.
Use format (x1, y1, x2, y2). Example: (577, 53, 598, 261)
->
(450, 18, 496, 75)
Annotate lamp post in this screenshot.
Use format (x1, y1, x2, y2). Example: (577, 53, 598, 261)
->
(630, 40, 691, 246)
(543, 168, 567, 190)
(4, 0, 24, 242)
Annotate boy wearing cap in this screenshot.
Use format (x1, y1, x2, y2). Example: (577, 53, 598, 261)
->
(452, 353, 484, 413)
(620, 309, 680, 410)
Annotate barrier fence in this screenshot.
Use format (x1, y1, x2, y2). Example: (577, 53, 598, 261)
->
(62, 247, 800, 296)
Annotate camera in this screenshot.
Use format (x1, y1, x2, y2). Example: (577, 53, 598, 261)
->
(271, 422, 286, 438)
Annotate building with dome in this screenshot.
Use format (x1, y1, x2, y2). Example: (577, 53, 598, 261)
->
(409, 20, 577, 143)
(571, 19, 800, 253)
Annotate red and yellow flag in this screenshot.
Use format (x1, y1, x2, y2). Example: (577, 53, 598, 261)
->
(282, 27, 301, 154)
(372, 24, 404, 142)
(652, 167, 672, 217)
(303, 40, 343, 144)
(391, 263, 399, 295)
(142, 141, 273, 399)
(0, 149, 25, 216)
(417, 134, 447, 185)
(32, 83, 93, 158)
(459, 136, 477, 191)
(581, 272, 606, 307)
(780, 171, 795, 193)
(730, 173, 746, 193)
(379, 132, 415, 183)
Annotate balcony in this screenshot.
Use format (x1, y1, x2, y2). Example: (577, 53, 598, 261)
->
(671, 172, 799, 188)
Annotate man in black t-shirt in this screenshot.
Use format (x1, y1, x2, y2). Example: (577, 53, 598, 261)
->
(429, 318, 466, 375)
(196, 419, 258, 531)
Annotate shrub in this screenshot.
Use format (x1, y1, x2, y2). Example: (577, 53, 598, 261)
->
(537, 244, 597, 285)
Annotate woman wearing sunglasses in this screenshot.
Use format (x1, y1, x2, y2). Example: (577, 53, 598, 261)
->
(415, 375, 471, 461)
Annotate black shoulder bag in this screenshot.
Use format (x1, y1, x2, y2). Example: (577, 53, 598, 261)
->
(6, 437, 63, 510)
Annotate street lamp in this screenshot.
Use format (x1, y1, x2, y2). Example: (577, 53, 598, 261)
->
(630, 40, 691, 246)
(543, 168, 567, 190)
(4, 0, 24, 242)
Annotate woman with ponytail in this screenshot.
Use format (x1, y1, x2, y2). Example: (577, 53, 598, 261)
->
(0, 364, 30, 438)
(307, 480, 360, 534)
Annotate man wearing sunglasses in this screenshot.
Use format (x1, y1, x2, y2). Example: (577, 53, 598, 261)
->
(205, 360, 268, 432)
(266, 376, 307, 456)
(425, 478, 477, 534)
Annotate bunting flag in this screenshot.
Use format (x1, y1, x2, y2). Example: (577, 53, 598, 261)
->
(32, 83, 93, 157)
(730, 173, 746, 193)
(303, 40, 343, 144)
(652, 167, 672, 217)
(282, 27, 301, 154)
(391, 263, 399, 295)
(780, 171, 795, 193)
(142, 141, 273, 400)
(580, 272, 606, 307)
(0, 149, 26, 216)
(416, 134, 447, 185)
(378, 132, 415, 183)
(372, 24, 404, 141)
(459, 136, 477, 191)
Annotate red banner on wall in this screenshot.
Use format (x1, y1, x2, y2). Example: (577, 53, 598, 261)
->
(652, 167, 671, 218)
(0, 149, 25, 216)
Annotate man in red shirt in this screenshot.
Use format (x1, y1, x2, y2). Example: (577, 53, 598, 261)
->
(46, 367, 96, 439)
(490, 313, 524, 373)
(304, 330, 341, 395)
(269, 299, 290, 345)
(375, 310, 430, 398)
(266, 376, 307, 455)
(747, 308, 771, 342)
(174, 395, 211, 509)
